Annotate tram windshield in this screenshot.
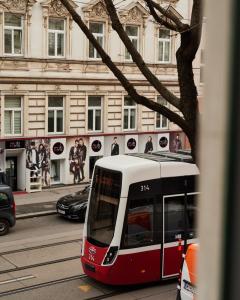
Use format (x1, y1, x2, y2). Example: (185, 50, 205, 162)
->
(87, 166, 122, 247)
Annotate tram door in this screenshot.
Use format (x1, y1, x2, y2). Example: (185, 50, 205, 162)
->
(162, 194, 185, 278)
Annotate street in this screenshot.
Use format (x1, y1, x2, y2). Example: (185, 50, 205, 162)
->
(0, 215, 177, 300)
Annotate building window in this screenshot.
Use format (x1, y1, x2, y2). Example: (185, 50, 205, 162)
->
(89, 22, 104, 59)
(88, 96, 102, 131)
(125, 25, 139, 60)
(48, 96, 64, 134)
(156, 96, 168, 129)
(158, 28, 171, 63)
(4, 96, 22, 135)
(48, 18, 65, 57)
(4, 13, 23, 55)
(123, 96, 136, 130)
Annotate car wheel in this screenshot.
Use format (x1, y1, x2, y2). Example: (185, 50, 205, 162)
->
(0, 219, 10, 236)
(176, 290, 181, 300)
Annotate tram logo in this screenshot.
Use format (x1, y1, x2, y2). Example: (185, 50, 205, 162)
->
(88, 246, 96, 262)
(89, 246, 96, 255)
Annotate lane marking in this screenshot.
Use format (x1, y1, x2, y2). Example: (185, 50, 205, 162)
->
(0, 275, 35, 286)
(79, 285, 91, 292)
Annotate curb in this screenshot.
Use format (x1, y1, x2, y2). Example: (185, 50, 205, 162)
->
(16, 210, 57, 220)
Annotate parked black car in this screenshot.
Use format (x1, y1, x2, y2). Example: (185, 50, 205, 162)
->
(56, 185, 90, 222)
(0, 184, 16, 236)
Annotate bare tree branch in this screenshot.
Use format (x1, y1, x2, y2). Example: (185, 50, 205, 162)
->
(147, 0, 189, 32)
(58, 0, 187, 131)
(103, 0, 181, 110)
(145, 0, 178, 31)
(58, 0, 202, 161)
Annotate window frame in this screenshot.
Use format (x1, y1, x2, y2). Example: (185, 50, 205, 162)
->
(4, 13, 24, 56)
(121, 196, 155, 249)
(47, 96, 64, 134)
(87, 96, 103, 132)
(163, 192, 199, 244)
(157, 28, 171, 64)
(88, 21, 105, 59)
(155, 95, 169, 130)
(47, 17, 66, 58)
(123, 96, 137, 131)
(4, 96, 23, 136)
(125, 24, 140, 61)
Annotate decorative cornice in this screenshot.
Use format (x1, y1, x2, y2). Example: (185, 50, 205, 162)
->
(0, 76, 179, 87)
(40, 0, 77, 17)
(82, 0, 108, 20)
(0, 0, 36, 13)
(119, 2, 149, 24)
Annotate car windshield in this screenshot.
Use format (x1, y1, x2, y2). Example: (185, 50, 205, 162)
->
(87, 166, 122, 247)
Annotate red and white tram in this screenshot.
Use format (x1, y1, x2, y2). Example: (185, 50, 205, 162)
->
(81, 152, 199, 285)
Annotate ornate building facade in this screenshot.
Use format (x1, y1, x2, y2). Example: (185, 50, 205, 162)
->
(0, 0, 202, 192)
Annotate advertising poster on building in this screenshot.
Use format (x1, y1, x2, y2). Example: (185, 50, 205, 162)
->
(89, 136, 104, 157)
(104, 135, 124, 156)
(138, 134, 157, 153)
(125, 135, 138, 154)
(26, 139, 51, 187)
(67, 137, 89, 184)
(170, 132, 183, 152)
(51, 138, 66, 160)
(157, 133, 170, 152)
(50, 138, 67, 185)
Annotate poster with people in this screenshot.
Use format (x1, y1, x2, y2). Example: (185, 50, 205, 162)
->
(170, 132, 183, 152)
(111, 137, 119, 156)
(173, 133, 182, 152)
(26, 139, 51, 187)
(104, 136, 124, 156)
(144, 136, 154, 153)
(68, 138, 87, 184)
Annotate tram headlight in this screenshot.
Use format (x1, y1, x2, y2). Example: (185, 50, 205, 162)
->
(102, 246, 119, 265)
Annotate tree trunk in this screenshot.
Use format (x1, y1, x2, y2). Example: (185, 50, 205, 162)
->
(176, 31, 200, 163)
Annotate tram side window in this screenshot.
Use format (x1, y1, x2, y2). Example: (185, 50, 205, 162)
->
(164, 196, 185, 243)
(123, 197, 154, 248)
(187, 194, 197, 239)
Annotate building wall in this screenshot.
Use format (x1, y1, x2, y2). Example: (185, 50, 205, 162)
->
(0, 0, 200, 192)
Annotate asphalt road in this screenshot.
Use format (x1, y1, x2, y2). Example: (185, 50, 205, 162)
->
(0, 215, 177, 300)
(0, 215, 83, 250)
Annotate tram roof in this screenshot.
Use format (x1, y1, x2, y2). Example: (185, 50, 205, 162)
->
(150, 151, 193, 163)
(96, 154, 158, 171)
(128, 153, 176, 163)
(96, 151, 195, 170)
(96, 153, 198, 185)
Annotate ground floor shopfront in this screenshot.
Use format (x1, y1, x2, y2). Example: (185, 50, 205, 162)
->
(0, 130, 188, 192)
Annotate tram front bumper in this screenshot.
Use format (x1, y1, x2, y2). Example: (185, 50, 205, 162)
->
(81, 256, 113, 284)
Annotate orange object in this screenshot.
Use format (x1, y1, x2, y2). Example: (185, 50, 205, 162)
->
(177, 243, 198, 300)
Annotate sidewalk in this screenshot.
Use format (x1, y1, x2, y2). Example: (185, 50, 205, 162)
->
(14, 183, 89, 219)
